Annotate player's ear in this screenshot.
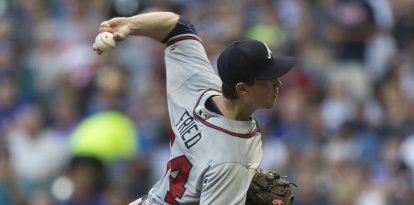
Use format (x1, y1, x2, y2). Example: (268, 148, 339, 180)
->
(235, 82, 249, 97)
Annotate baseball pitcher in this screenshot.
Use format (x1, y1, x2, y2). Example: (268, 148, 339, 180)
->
(93, 12, 295, 205)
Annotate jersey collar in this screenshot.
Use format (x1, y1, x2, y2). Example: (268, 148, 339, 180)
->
(192, 89, 259, 138)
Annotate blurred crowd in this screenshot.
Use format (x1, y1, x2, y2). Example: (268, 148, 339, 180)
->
(0, 0, 414, 204)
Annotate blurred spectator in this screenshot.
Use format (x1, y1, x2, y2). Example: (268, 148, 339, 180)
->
(87, 65, 129, 114)
(0, 76, 25, 137)
(0, 145, 25, 205)
(6, 105, 69, 197)
(400, 135, 414, 178)
(68, 63, 138, 165)
(59, 156, 106, 205)
(245, 1, 287, 51)
(25, 20, 63, 98)
(321, 67, 358, 133)
(327, 0, 375, 61)
(391, 0, 414, 51)
(378, 69, 413, 138)
(49, 94, 81, 140)
(69, 111, 138, 165)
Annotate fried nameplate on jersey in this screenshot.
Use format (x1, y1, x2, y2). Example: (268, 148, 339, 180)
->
(175, 111, 202, 149)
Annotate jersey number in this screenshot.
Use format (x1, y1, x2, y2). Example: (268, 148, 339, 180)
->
(164, 156, 192, 205)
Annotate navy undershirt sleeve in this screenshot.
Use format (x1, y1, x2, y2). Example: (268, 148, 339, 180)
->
(161, 16, 198, 44)
(205, 96, 223, 115)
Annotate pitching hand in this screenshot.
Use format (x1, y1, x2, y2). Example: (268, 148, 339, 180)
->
(93, 17, 131, 54)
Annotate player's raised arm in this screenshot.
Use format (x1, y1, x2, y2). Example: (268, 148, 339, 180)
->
(93, 12, 179, 54)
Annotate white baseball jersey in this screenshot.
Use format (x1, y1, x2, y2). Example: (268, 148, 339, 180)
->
(134, 17, 264, 205)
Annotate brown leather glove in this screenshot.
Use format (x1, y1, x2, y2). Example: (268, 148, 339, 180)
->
(246, 170, 296, 205)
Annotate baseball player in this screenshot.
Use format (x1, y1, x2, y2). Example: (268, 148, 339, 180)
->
(93, 12, 294, 205)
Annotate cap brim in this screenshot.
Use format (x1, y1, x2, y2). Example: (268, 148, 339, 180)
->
(255, 56, 295, 80)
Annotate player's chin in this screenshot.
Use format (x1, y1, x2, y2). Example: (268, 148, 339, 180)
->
(263, 101, 275, 109)
(267, 97, 278, 108)
(259, 96, 277, 109)
(263, 104, 274, 109)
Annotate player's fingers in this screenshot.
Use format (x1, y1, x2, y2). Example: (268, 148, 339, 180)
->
(100, 21, 110, 28)
(92, 43, 98, 51)
(92, 43, 103, 55)
(99, 21, 114, 33)
(113, 26, 130, 42)
(113, 32, 125, 42)
(99, 27, 113, 33)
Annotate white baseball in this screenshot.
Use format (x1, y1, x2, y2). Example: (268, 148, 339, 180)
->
(95, 32, 116, 52)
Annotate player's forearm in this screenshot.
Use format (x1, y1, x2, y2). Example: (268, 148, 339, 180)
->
(126, 12, 179, 41)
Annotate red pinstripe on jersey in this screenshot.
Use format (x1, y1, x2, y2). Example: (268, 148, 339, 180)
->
(166, 34, 201, 47)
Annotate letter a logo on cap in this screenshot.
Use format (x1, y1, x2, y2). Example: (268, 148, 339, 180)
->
(264, 43, 272, 59)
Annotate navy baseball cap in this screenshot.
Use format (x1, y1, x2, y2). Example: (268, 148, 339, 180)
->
(217, 39, 295, 85)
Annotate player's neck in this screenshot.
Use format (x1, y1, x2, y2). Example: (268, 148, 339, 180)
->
(212, 95, 253, 121)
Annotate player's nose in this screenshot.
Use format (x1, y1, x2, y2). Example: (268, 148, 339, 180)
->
(273, 78, 282, 89)
(277, 78, 282, 86)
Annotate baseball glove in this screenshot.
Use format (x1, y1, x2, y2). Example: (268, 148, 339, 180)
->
(246, 170, 296, 205)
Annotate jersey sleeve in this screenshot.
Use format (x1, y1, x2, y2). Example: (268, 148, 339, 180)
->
(200, 163, 255, 205)
(163, 16, 221, 95)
